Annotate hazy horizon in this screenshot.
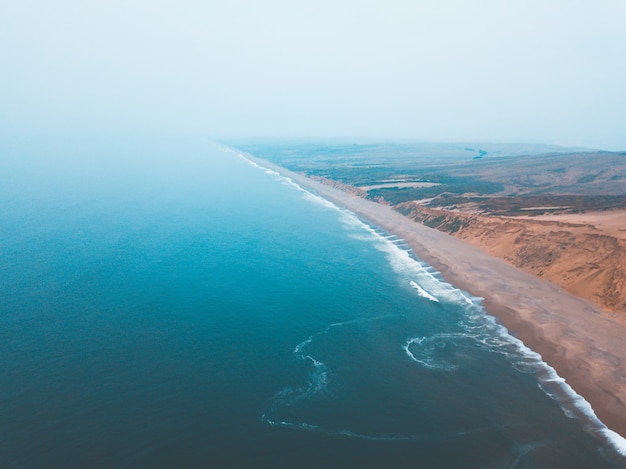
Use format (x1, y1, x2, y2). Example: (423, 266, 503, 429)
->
(2, 0, 626, 150)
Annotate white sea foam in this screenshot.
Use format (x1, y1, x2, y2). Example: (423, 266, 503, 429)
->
(280, 176, 305, 192)
(264, 418, 420, 441)
(229, 149, 377, 229)
(402, 315, 626, 455)
(265, 413, 527, 443)
(403, 332, 485, 371)
(409, 280, 439, 302)
(367, 230, 483, 307)
(262, 314, 403, 438)
(294, 336, 312, 354)
(466, 311, 626, 456)
(263, 419, 322, 433)
(602, 429, 626, 457)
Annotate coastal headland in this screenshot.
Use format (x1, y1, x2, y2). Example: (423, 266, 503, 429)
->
(241, 148, 626, 442)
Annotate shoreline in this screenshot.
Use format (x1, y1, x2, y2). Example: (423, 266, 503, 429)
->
(242, 152, 626, 445)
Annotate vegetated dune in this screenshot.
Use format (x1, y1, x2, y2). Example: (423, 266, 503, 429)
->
(397, 203, 626, 314)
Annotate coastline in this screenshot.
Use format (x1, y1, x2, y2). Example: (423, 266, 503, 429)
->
(242, 152, 626, 445)
(397, 203, 626, 314)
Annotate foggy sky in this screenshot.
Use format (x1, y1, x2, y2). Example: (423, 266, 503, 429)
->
(2, 0, 625, 149)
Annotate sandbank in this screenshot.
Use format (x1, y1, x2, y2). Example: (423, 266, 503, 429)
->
(249, 154, 626, 441)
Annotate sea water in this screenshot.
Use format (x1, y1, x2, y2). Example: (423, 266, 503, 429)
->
(1, 137, 624, 468)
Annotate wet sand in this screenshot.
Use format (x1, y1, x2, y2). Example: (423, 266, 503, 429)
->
(250, 155, 626, 440)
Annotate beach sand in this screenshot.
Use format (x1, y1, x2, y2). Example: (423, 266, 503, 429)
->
(250, 155, 626, 440)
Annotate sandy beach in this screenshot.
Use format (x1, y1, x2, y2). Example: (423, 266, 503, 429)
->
(250, 155, 626, 441)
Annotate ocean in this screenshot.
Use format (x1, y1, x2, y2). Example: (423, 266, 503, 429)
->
(1, 137, 624, 468)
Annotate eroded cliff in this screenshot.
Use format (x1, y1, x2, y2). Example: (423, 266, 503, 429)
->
(397, 202, 626, 313)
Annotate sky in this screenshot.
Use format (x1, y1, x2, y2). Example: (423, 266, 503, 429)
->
(1, 0, 626, 149)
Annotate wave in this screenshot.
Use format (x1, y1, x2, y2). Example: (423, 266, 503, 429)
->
(345, 222, 486, 308)
(409, 280, 439, 302)
(404, 333, 472, 371)
(403, 307, 626, 456)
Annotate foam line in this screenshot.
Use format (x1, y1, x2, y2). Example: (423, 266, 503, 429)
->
(264, 416, 529, 444)
(409, 280, 439, 302)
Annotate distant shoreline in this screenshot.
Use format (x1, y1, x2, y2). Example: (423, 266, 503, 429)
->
(242, 152, 626, 451)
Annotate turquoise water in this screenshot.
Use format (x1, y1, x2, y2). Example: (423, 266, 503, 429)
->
(1, 138, 624, 468)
